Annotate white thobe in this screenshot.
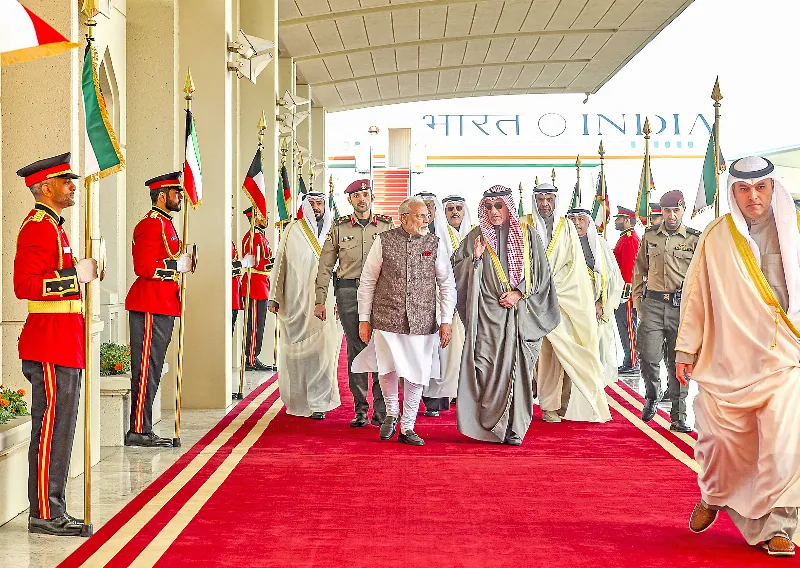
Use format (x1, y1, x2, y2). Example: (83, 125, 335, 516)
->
(352, 234, 457, 386)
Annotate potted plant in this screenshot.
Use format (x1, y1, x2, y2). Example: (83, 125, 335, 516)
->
(0, 386, 29, 424)
(100, 342, 132, 376)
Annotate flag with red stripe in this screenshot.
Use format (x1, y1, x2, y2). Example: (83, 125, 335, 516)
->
(243, 149, 267, 220)
(183, 109, 203, 208)
(0, 0, 80, 65)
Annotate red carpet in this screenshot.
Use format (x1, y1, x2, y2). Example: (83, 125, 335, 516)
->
(61, 344, 796, 567)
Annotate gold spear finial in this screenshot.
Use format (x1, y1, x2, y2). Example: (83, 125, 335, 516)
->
(551, 168, 556, 185)
(258, 111, 267, 134)
(598, 140, 605, 158)
(576, 155, 582, 168)
(711, 76, 723, 103)
(643, 117, 652, 137)
(329, 174, 334, 189)
(82, 0, 99, 39)
(535, 175, 540, 186)
(184, 68, 195, 100)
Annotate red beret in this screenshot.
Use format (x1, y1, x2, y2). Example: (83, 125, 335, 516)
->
(344, 179, 370, 194)
(659, 190, 685, 208)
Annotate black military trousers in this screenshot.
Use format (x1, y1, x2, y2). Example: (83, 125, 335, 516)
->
(334, 284, 386, 422)
(232, 309, 239, 336)
(422, 396, 450, 412)
(244, 298, 267, 365)
(129, 311, 175, 434)
(22, 361, 81, 520)
(638, 296, 688, 421)
(614, 299, 639, 368)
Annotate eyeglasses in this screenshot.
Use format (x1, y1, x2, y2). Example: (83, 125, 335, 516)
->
(484, 201, 504, 211)
(445, 205, 463, 212)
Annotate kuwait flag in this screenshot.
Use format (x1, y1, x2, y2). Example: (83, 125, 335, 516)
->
(243, 149, 267, 220)
(692, 134, 726, 218)
(329, 188, 339, 218)
(278, 164, 291, 222)
(592, 175, 610, 233)
(0, 0, 80, 65)
(634, 156, 656, 225)
(184, 110, 203, 208)
(82, 42, 124, 181)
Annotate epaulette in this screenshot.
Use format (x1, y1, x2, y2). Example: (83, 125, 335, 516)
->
(645, 226, 657, 233)
(30, 210, 48, 223)
(335, 216, 350, 226)
(374, 214, 393, 223)
(148, 210, 161, 219)
(687, 227, 702, 236)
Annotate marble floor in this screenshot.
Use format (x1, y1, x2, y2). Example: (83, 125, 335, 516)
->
(0, 362, 693, 568)
(0, 369, 271, 568)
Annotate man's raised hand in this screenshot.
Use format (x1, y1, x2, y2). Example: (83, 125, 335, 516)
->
(474, 235, 486, 259)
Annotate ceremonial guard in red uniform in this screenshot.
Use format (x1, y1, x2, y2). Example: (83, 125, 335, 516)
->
(125, 172, 193, 448)
(231, 241, 255, 335)
(613, 206, 641, 374)
(241, 207, 273, 371)
(15, 153, 98, 536)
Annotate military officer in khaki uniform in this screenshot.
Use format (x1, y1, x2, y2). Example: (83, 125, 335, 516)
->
(632, 190, 700, 433)
(314, 179, 395, 428)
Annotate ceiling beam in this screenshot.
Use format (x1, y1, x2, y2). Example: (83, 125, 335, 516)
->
(295, 28, 616, 62)
(280, 0, 494, 28)
(309, 58, 590, 87)
(324, 87, 567, 113)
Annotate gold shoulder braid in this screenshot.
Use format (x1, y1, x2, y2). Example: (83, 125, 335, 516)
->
(485, 223, 532, 312)
(298, 217, 322, 258)
(546, 217, 564, 258)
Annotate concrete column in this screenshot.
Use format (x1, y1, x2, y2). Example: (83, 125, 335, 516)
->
(239, 0, 279, 371)
(311, 106, 327, 191)
(178, 0, 234, 408)
(126, 0, 181, 412)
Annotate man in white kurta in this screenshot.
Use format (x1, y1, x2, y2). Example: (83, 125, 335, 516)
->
(567, 208, 624, 386)
(421, 194, 474, 415)
(677, 157, 800, 557)
(268, 193, 341, 419)
(529, 184, 610, 423)
(352, 197, 457, 446)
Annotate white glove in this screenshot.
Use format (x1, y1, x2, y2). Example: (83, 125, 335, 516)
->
(76, 258, 99, 284)
(240, 254, 255, 269)
(176, 253, 193, 273)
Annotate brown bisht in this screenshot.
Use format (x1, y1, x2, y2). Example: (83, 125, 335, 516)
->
(454, 223, 560, 443)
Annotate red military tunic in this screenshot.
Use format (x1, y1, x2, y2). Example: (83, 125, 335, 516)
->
(126, 207, 182, 317)
(614, 227, 641, 294)
(232, 241, 243, 310)
(241, 228, 271, 300)
(14, 204, 84, 369)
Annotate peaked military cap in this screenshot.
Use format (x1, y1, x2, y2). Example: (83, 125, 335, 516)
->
(145, 171, 182, 191)
(615, 206, 636, 218)
(344, 179, 370, 194)
(17, 152, 80, 187)
(649, 202, 663, 215)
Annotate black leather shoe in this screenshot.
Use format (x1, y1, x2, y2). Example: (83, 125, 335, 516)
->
(505, 432, 522, 446)
(370, 415, 384, 426)
(64, 512, 84, 525)
(28, 515, 83, 536)
(311, 411, 326, 420)
(398, 430, 424, 446)
(350, 414, 368, 428)
(641, 393, 662, 423)
(246, 358, 271, 372)
(670, 420, 692, 433)
(424, 410, 439, 417)
(380, 416, 398, 440)
(125, 431, 174, 448)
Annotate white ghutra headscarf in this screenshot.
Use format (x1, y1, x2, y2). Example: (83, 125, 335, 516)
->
(299, 192, 332, 248)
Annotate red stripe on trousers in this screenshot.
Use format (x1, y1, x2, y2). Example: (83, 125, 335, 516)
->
(135, 313, 153, 433)
(626, 301, 637, 365)
(248, 302, 257, 365)
(38, 363, 57, 519)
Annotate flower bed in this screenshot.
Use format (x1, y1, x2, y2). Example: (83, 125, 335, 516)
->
(0, 387, 28, 424)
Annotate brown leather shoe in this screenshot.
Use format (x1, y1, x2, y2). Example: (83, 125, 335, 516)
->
(762, 536, 796, 557)
(689, 501, 718, 533)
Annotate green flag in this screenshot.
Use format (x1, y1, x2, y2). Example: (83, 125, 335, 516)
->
(693, 134, 726, 217)
(277, 164, 291, 222)
(329, 189, 339, 218)
(570, 182, 580, 209)
(82, 42, 124, 181)
(634, 155, 656, 225)
(592, 175, 610, 233)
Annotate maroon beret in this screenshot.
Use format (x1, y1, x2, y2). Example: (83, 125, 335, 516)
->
(659, 190, 685, 208)
(344, 179, 371, 194)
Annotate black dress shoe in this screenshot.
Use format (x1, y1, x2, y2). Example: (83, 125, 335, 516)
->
(246, 358, 271, 372)
(350, 414, 368, 428)
(398, 430, 424, 446)
(310, 411, 326, 420)
(424, 410, 439, 417)
(641, 393, 662, 423)
(64, 512, 84, 525)
(670, 420, 693, 433)
(505, 432, 522, 446)
(28, 515, 83, 536)
(125, 431, 174, 448)
(380, 416, 398, 440)
(370, 415, 384, 427)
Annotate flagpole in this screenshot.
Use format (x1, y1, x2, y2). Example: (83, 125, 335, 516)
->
(173, 68, 194, 447)
(712, 77, 723, 218)
(551, 168, 556, 187)
(80, 1, 98, 538)
(575, 155, 582, 206)
(237, 113, 267, 399)
(599, 141, 607, 238)
(518, 182, 524, 216)
(643, 117, 653, 229)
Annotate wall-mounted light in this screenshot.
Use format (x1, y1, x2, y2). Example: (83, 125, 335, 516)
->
(227, 30, 274, 84)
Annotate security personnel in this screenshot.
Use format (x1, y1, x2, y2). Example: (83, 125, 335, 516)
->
(126, 172, 193, 448)
(231, 241, 254, 336)
(314, 179, 394, 428)
(632, 190, 700, 433)
(649, 202, 663, 229)
(613, 206, 641, 374)
(241, 207, 273, 371)
(14, 153, 98, 536)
